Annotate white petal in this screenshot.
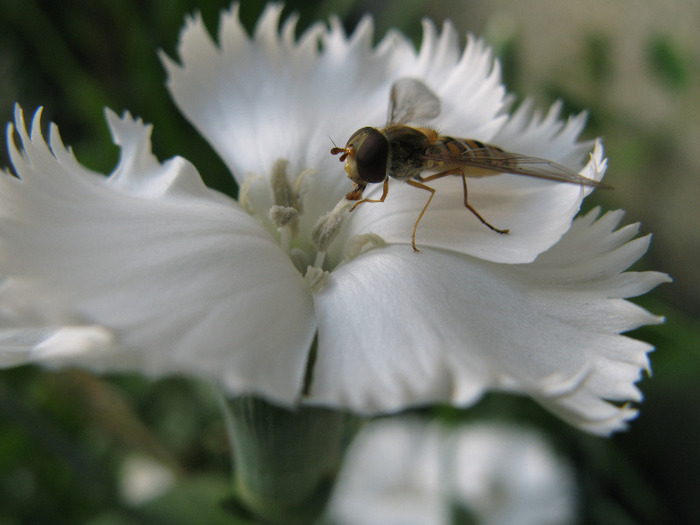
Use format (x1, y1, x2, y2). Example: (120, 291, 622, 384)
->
(328, 419, 447, 525)
(0, 326, 117, 368)
(161, 6, 402, 187)
(328, 419, 577, 525)
(309, 209, 668, 434)
(493, 99, 593, 167)
(0, 107, 316, 403)
(451, 424, 578, 525)
(161, 6, 348, 232)
(401, 29, 508, 140)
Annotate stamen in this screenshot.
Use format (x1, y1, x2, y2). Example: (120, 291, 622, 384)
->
(311, 199, 352, 253)
(269, 160, 316, 215)
(304, 265, 329, 292)
(313, 250, 326, 270)
(240, 160, 386, 280)
(270, 159, 295, 208)
(268, 205, 299, 250)
(238, 174, 264, 214)
(268, 205, 299, 230)
(292, 168, 315, 215)
(261, 159, 317, 256)
(344, 233, 386, 260)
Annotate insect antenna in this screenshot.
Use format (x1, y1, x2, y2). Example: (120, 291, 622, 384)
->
(329, 136, 349, 161)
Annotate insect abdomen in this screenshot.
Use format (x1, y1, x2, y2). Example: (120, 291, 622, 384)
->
(427, 137, 516, 176)
(433, 137, 501, 158)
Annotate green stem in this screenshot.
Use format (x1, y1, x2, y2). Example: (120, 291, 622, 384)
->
(223, 396, 361, 525)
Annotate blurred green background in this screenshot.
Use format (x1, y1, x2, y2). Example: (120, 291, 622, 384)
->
(0, 0, 697, 523)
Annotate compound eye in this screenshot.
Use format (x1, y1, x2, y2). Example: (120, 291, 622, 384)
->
(355, 129, 389, 183)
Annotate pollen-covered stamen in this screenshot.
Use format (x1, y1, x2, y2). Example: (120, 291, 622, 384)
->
(268, 205, 300, 249)
(266, 160, 317, 252)
(269, 158, 315, 215)
(239, 159, 355, 283)
(269, 205, 299, 229)
(270, 159, 295, 208)
(310, 199, 352, 268)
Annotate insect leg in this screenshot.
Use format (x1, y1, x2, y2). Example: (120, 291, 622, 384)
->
(404, 179, 438, 252)
(457, 172, 509, 234)
(416, 169, 509, 239)
(350, 178, 389, 211)
(407, 169, 464, 251)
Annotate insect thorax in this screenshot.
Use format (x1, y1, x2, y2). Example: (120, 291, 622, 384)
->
(385, 126, 431, 181)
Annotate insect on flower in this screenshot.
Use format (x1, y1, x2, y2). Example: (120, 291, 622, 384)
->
(331, 78, 610, 252)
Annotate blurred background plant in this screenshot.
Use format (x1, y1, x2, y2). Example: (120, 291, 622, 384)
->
(0, 0, 697, 523)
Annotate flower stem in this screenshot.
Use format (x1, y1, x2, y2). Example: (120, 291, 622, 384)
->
(223, 396, 360, 525)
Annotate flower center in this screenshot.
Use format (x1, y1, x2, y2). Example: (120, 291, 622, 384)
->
(239, 158, 385, 292)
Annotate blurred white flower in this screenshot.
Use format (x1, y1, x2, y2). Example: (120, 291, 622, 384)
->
(119, 455, 176, 506)
(0, 4, 668, 434)
(327, 419, 578, 525)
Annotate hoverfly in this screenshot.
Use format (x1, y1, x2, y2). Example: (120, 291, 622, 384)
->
(331, 78, 609, 252)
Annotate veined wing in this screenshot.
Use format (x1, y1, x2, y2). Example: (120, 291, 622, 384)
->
(388, 78, 441, 126)
(421, 147, 610, 189)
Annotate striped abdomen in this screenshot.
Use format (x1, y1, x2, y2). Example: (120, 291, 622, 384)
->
(424, 136, 518, 177)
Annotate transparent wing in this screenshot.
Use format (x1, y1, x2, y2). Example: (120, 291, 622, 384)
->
(421, 148, 610, 188)
(388, 78, 441, 125)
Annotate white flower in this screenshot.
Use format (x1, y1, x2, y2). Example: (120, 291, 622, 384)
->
(119, 455, 176, 506)
(327, 418, 578, 525)
(0, 4, 668, 434)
